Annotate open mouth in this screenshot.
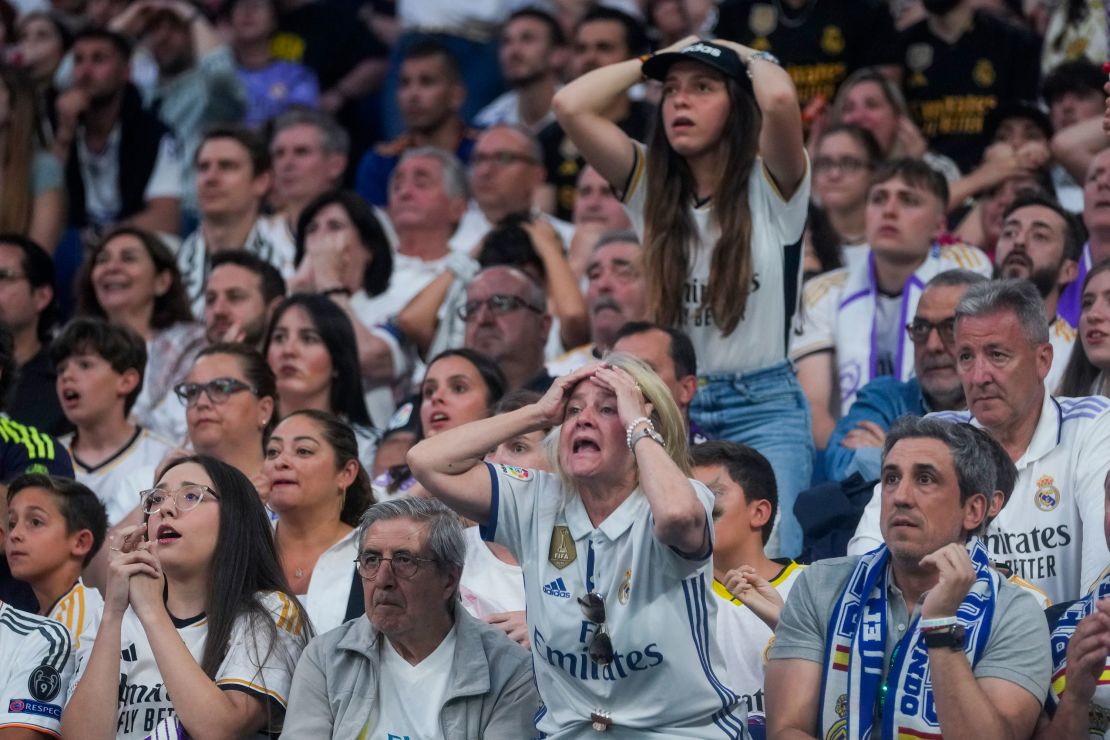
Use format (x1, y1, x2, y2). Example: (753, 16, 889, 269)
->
(671, 116, 694, 130)
(573, 439, 601, 453)
(156, 525, 181, 543)
(60, 388, 80, 402)
(429, 412, 449, 424)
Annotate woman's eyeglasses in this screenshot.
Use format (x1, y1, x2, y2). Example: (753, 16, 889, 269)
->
(139, 484, 219, 515)
(813, 155, 871, 175)
(578, 592, 614, 665)
(354, 551, 438, 580)
(174, 378, 257, 407)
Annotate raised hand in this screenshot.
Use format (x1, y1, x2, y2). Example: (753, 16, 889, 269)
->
(919, 542, 976, 619)
(722, 565, 785, 629)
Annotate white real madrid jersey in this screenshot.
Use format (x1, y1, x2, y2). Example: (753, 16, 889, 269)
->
(481, 462, 747, 738)
(849, 394, 1110, 604)
(713, 561, 804, 721)
(62, 427, 175, 525)
(0, 600, 75, 737)
(84, 591, 304, 739)
(622, 145, 811, 376)
(49, 578, 103, 670)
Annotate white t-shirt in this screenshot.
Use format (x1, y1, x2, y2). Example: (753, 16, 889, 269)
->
(361, 626, 457, 740)
(0, 600, 75, 737)
(459, 525, 525, 619)
(622, 145, 811, 375)
(88, 591, 304, 740)
(849, 394, 1110, 604)
(62, 427, 176, 525)
(713, 561, 803, 722)
(77, 126, 183, 227)
(483, 462, 746, 738)
(472, 89, 559, 133)
(284, 526, 359, 635)
(449, 202, 576, 255)
(1047, 316, 1077, 395)
(49, 579, 103, 671)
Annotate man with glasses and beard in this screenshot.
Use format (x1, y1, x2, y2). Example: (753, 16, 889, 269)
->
(824, 269, 987, 482)
(993, 192, 1085, 393)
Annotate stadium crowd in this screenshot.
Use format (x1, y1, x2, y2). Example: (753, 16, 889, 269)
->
(0, 0, 1110, 737)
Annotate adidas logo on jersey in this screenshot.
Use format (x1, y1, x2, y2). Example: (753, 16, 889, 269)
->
(543, 577, 571, 599)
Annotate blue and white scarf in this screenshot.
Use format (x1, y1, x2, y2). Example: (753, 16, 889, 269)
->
(820, 539, 998, 740)
(1046, 565, 1110, 714)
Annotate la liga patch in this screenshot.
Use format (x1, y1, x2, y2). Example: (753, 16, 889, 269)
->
(8, 698, 61, 719)
(499, 464, 533, 481)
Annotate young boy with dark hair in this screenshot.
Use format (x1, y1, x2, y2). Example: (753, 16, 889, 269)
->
(690, 440, 805, 729)
(51, 318, 174, 527)
(5, 474, 107, 663)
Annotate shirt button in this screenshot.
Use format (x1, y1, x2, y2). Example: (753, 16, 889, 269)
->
(897, 623, 905, 632)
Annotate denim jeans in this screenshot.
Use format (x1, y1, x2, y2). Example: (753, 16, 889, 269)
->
(690, 360, 814, 559)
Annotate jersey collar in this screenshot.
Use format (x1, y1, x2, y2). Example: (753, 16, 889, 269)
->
(565, 488, 647, 541)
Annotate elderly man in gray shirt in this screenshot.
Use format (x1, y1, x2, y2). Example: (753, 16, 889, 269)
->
(766, 416, 1051, 740)
(283, 497, 539, 738)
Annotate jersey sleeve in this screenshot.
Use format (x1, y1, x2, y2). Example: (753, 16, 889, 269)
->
(973, 584, 1052, 703)
(767, 565, 828, 664)
(655, 479, 716, 579)
(619, 143, 648, 241)
(0, 610, 75, 737)
(214, 592, 307, 725)
(479, 462, 546, 564)
(847, 481, 884, 555)
(0, 418, 74, 482)
(789, 269, 844, 360)
(752, 152, 811, 245)
(1076, 412, 1110, 594)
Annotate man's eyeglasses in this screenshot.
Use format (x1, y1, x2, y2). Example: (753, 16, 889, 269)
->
(578, 592, 614, 665)
(174, 378, 257, 407)
(457, 295, 544, 322)
(813, 156, 871, 175)
(471, 151, 537, 168)
(0, 269, 27, 284)
(140, 484, 219, 515)
(905, 317, 957, 345)
(354, 551, 438, 580)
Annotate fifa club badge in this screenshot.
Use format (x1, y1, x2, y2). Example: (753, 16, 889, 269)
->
(548, 525, 577, 569)
(1034, 475, 1060, 512)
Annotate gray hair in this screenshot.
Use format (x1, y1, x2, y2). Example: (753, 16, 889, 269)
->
(594, 229, 641, 252)
(355, 497, 466, 573)
(393, 146, 470, 201)
(270, 108, 350, 157)
(955, 279, 1049, 345)
(925, 269, 989, 291)
(882, 416, 1015, 536)
(470, 265, 547, 309)
(477, 123, 544, 164)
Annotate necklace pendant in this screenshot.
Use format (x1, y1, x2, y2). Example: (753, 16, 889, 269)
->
(295, 567, 304, 579)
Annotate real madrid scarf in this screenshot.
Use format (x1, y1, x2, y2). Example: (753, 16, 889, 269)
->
(819, 539, 998, 740)
(1046, 565, 1110, 713)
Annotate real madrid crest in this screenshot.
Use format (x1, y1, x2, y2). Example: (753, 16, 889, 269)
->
(820, 25, 844, 55)
(973, 59, 995, 87)
(1034, 474, 1060, 512)
(617, 568, 632, 605)
(907, 43, 933, 73)
(749, 4, 778, 36)
(548, 525, 577, 569)
(824, 693, 848, 740)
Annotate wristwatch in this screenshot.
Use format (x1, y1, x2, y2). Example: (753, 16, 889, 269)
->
(922, 624, 966, 650)
(629, 425, 664, 452)
(746, 51, 781, 67)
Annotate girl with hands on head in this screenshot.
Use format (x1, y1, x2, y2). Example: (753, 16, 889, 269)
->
(63, 455, 308, 740)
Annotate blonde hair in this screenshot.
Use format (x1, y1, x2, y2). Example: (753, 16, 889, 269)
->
(553, 353, 691, 492)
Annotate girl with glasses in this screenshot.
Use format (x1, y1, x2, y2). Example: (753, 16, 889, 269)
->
(811, 123, 884, 258)
(265, 409, 375, 633)
(180, 343, 277, 490)
(63, 455, 308, 740)
(410, 354, 744, 737)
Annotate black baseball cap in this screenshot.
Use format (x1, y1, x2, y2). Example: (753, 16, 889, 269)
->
(983, 101, 1053, 143)
(642, 40, 750, 90)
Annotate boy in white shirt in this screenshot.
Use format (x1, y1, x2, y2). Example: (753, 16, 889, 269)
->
(691, 440, 805, 731)
(4, 473, 106, 669)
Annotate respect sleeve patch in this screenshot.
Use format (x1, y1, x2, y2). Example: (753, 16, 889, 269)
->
(7, 698, 62, 720)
